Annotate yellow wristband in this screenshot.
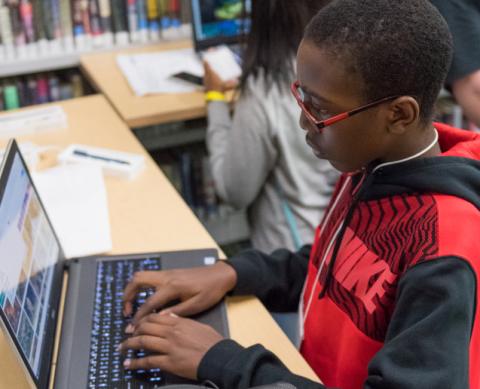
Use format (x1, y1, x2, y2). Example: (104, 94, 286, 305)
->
(205, 90, 226, 102)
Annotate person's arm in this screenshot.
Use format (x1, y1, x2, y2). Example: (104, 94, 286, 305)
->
(452, 69, 480, 128)
(198, 256, 475, 388)
(365, 256, 474, 388)
(227, 244, 311, 312)
(206, 90, 278, 209)
(429, 0, 480, 127)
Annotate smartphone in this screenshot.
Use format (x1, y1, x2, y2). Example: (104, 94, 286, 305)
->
(172, 72, 204, 86)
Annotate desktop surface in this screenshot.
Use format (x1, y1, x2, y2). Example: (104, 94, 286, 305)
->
(0, 96, 318, 388)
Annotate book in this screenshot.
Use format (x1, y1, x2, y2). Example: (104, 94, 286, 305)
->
(0, 4, 15, 59)
(98, 0, 113, 45)
(127, 0, 138, 42)
(20, 0, 35, 44)
(110, 0, 128, 44)
(136, 0, 148, 42)
(9, 2, 28, 57)
(0, 86, 4, 111)
(59, 0, 74, 50)
(36, 75, 49, 104)
(48, 75, 61, 101)
(3, 84, 20, 110)
(146, 0, 159, 40)
(179, 152, 194, 207)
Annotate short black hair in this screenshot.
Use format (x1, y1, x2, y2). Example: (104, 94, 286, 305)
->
(304, 0, 453, 123)
(240, 0, 331, 93)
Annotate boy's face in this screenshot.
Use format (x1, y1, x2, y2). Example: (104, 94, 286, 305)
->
(296, 39, 392, 173)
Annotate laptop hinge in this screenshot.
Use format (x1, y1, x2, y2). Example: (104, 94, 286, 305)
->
(48, 270, 69, 389)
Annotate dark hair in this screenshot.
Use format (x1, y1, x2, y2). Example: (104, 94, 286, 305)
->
(304, 0, 453, 123)
(239, 0, 330, 93)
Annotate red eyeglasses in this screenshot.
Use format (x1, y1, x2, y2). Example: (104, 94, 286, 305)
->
(291, 80, 399, 130)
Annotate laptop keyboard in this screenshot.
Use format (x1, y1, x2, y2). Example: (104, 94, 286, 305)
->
(87, 257, 163, 389)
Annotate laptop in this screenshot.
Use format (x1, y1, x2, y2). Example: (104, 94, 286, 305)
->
(0, 140, 229, 389)
(190, 0, 252, 55)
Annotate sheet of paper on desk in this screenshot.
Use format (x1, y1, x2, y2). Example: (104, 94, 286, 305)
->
(0, 105, 67, 138)
(32, 163, 112, 259)
(117, 48, 204, 96)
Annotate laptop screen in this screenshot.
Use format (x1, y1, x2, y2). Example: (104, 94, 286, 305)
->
(0, 141, 62, 386)
(190, 0, 251, 50)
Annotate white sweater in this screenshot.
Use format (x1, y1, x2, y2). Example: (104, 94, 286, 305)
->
(206, 75, 339, 252)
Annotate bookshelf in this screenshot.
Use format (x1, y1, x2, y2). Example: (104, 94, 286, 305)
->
(148, 118, 251, 247)
(0, 0, 251, 249)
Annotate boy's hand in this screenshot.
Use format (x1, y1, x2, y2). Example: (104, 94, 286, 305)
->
(203, 61, 238, 92)
(120, 313, 224, 380)
(123, 261, 237, 325)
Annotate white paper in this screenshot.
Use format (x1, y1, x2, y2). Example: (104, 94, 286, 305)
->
(203, 45, 242, 82)
(116, 48, 204, 96)
(0, 105, 67, 138)
(32, 164, 112, 259)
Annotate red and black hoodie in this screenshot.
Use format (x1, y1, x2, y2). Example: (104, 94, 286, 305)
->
(197, 123, 480, 389)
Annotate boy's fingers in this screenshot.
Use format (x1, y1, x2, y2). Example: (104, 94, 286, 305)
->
(161, 295, 204, 317)
(133, 321, 172, 338)
(124, 355, 168, 371)
(132, 289, 177, 325)
(123, 271, 163, 314)
(120, 334, 169, 354)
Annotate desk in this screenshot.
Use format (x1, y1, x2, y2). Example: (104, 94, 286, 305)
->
(0, 96, 318, 388)
(80, 40, 214, 128)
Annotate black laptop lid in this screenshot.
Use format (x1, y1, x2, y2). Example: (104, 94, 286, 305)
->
(190, 0, 252, 51)
(0, 140, 65, 389)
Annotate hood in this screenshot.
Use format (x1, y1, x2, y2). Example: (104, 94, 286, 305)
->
(364, 122, 480, 210)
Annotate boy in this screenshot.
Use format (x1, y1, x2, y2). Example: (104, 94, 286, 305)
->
(119, 1, 480, 388)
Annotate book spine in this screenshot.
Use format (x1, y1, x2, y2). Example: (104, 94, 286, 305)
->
(80, 0, 91, 35)
(0, 4, 15, 59)
(36, 75, 49, 103)
(20, 0, 35, 44)
(127, 0, 138, 42)
(42, 0, 54, 40)
(10, 3, 28, 57)
(15, 78, 27, 107)
(26, 76, 37, 105)
(98, 0, 113, 44)
(50, 0, 62, 39)
(136, 0, 148, 42)
(89, 0, 102, 36)
(110, 0, 128, 45)
(146, 0, 159, 40)
(0, 86, 4, 111)
(59, 0, 73, 37)
(179, 152, 194, 207)
(59, 0, 74, 51)
(71, 73, 84, 97)
(202, 156, 218, 217)
(3, 83, 20, 110)
(48, 75, 60, 101)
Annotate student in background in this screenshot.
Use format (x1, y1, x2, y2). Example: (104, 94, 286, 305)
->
(121, 1, 480, 387)
(204, 0, 338, 253)
(431, 0, 480, 128)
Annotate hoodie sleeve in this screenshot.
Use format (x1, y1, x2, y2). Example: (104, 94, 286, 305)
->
(225, 245, 311, 312)
(198, 256, 475, 389)
(365, 256, 475, 388)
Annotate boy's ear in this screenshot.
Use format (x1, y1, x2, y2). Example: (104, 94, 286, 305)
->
(385, 96, 420, 134)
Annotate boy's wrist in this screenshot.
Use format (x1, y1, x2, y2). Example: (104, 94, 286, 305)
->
(205, 90, 226, 102)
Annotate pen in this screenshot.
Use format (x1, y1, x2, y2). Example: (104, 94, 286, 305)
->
(73, 149, 130, 165)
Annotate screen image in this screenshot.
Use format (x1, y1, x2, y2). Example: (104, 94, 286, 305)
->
(192, 0, 251, 41)
(0, 153, 60, 378)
